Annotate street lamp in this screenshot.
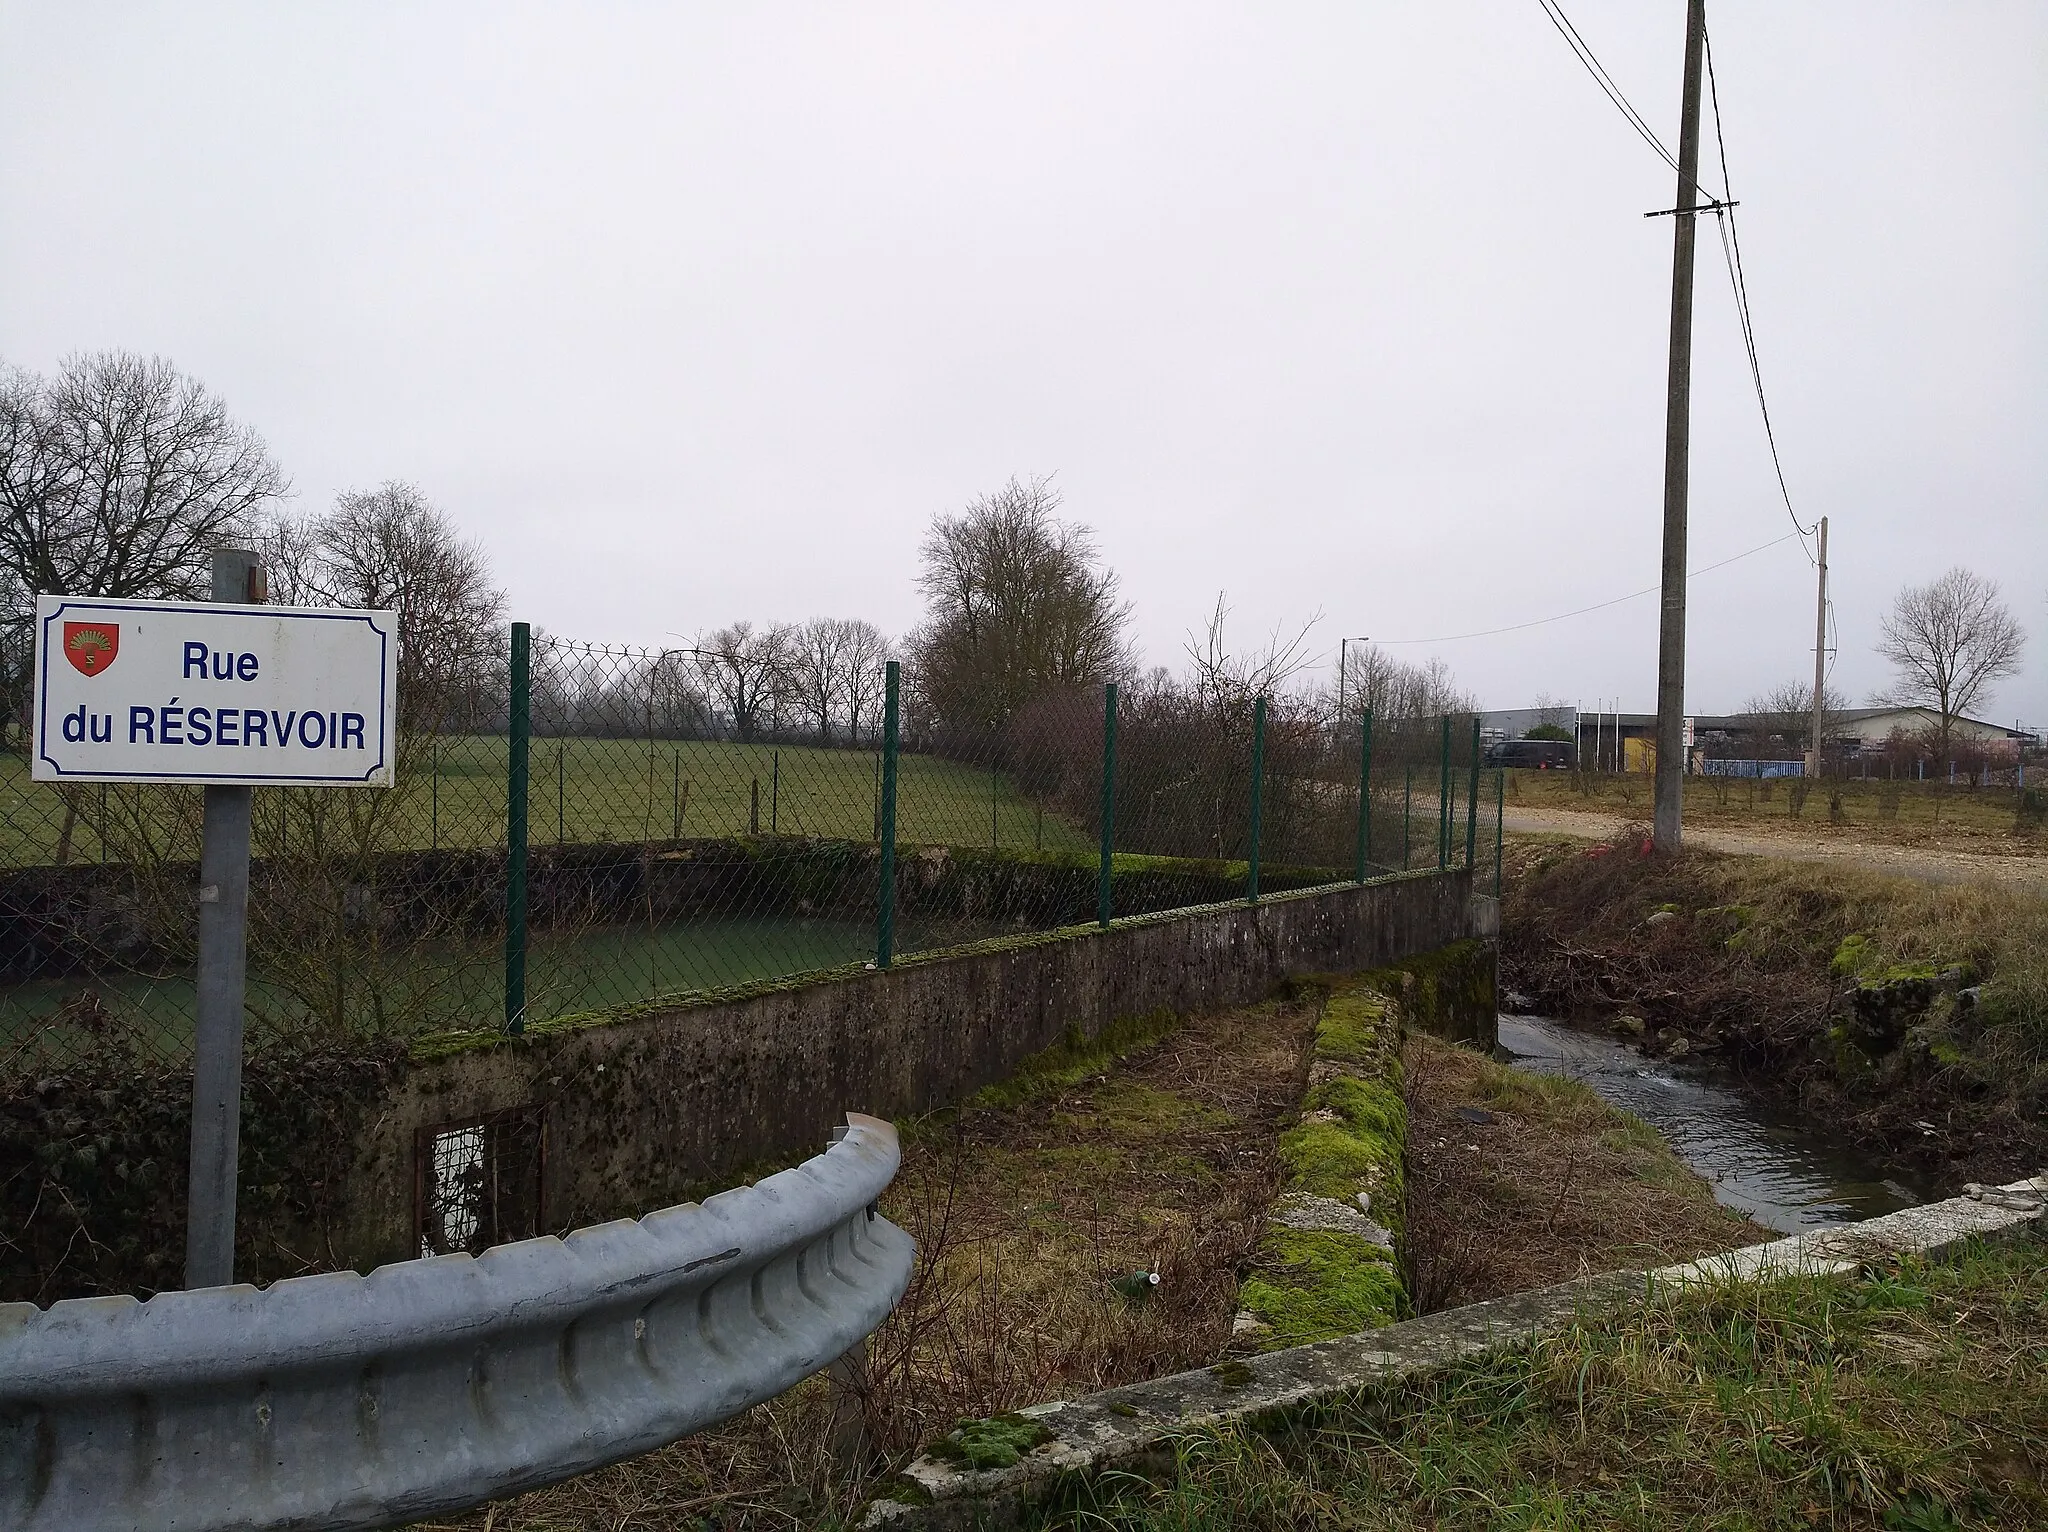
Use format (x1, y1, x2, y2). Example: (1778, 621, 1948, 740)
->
(1335, 636, 1372, 726)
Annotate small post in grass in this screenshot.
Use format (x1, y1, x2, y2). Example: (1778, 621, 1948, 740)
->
(1248, 694, 1267, 904)
(1465, 716, 1481, 868)
(1098, 681, 1117, 929)
(1353, 708, 1374, 881)
(876, 660, 900, 969)
(505, 621, 531, 1034)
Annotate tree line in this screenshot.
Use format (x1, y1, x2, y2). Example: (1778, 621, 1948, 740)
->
(0, 352, 1484, 762)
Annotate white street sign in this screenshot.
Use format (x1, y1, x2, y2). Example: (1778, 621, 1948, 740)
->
(32, 595, 398, 786)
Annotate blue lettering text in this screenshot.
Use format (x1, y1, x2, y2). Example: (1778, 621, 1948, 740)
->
(184, 643, 261, 682)
(188, 705, 212, 746)
(341, 713, 365, 750)
(243, 709, 268, 747)
(299, 711, 326, 748)
(160, 699, 183, 745)
(129, 706, 154, 744)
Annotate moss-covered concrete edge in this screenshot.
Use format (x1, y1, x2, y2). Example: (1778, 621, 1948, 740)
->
(1348, 936, 1497, 1049)
(1235, 980, 1409, 1350)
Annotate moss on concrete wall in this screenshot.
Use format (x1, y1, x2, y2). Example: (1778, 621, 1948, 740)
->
(1357, 937, 1498, 1050)
(1236, 983, 1410, 1349)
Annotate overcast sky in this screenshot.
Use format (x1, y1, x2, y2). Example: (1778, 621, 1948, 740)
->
(3, 2, 2042, 725)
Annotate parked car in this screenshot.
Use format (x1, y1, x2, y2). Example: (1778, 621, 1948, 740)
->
(1485, 738, 1576, 770)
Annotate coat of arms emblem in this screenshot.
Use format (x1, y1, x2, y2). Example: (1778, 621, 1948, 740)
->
(62, 621, 120, 676)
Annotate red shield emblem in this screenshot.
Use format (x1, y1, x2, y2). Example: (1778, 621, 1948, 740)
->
(62, 621, 120, 676)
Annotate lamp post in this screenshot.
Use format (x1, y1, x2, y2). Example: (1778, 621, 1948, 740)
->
(1335, 635, 1372, 730)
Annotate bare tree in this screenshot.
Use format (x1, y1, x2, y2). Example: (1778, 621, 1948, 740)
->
(1185, 592, 1322, 717)
(691, 621, 792, 742)
(1739, 679, 1850, 754)
(841, 620, 891, 745)
(786, 618, 856, 743)
(1875, 567, 2025, 768)
(1329, 641, 1474, 725)
(909, 475, 1133, 729)
(265, 483, 506, 735)
(0, 353, 287, 617)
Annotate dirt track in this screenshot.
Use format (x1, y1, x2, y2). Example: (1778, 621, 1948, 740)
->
(1503, 806, 2048, 893)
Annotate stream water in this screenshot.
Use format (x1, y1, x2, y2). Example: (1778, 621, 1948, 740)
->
(1496, 1014, 1938, 1234)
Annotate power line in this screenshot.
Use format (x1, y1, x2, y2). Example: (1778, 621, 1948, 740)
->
(1704, 25, 1820, 558)
(1535, 2, 1820, 564)
(1375, 531, 1800, 646)
(1534, 0, 1719, 204)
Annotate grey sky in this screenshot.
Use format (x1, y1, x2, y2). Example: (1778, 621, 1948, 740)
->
(3, 2, 2042, 726)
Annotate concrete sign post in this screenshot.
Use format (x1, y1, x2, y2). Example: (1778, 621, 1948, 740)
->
(33, 557, 397, 1289)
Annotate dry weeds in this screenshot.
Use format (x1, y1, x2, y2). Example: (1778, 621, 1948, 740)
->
(411, 999, 1316, 1531)
(1402, 1032, 1760, 1312)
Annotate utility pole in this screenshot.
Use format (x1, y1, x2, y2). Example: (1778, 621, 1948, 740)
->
(1652, 0, 1707, 853)
(1805, 516, 1829, 779)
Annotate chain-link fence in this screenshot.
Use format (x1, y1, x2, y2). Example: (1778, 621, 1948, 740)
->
(0, 625, 1505, 1081)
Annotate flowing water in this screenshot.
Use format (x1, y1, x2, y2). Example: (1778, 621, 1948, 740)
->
(1496, 1014, 1937, 1234)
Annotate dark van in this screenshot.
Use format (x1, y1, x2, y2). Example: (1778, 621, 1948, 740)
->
(1485, 739, 1576, 770)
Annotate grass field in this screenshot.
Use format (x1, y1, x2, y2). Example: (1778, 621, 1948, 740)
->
(1506, 766, 2042, 843)
(0, 735, 1096, 866)
(0, 909, 1013, 1069)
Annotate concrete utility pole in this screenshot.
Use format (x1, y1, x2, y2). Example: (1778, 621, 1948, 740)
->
(1806, 516, 1829, 779)
(1652, 0, 1708, 853)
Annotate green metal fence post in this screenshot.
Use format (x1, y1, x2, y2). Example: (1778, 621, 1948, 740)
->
(1465, 716, 1481, 869)
(1097, 682, 1117, 928)
(1495, 768, 1506, 897)
(504, 622, 531, 1034)
(1353, 709, 1374, 881)
(876, 660, 900, 969)
(1437, 715, 1451, 869)
(1248, 694, 1267, 904)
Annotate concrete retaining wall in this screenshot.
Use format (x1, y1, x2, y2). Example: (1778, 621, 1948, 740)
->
(343, 868, 1484, 1270)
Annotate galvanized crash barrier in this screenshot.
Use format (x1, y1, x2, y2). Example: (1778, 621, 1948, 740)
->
(0, 1113, 913, 1532)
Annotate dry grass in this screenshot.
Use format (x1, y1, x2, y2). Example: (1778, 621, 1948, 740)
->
(1037, 1238, 2048, 1530)
(1502, 831, 2048, 1183)
(1401, 1033, 1760, 1312)
(1506, 767, 2043, 852)
(409, 999, 1316, 1531)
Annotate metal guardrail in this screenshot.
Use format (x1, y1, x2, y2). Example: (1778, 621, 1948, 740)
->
(0, 1112, 913, 1532)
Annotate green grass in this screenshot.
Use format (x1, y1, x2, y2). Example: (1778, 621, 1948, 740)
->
(0, 736, 1092, 866)
(0, 911, 994, 1065)
(1037, 1238, 2048, 1529)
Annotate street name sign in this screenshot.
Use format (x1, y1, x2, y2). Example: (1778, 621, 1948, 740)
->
(32, 594, 399, 787)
